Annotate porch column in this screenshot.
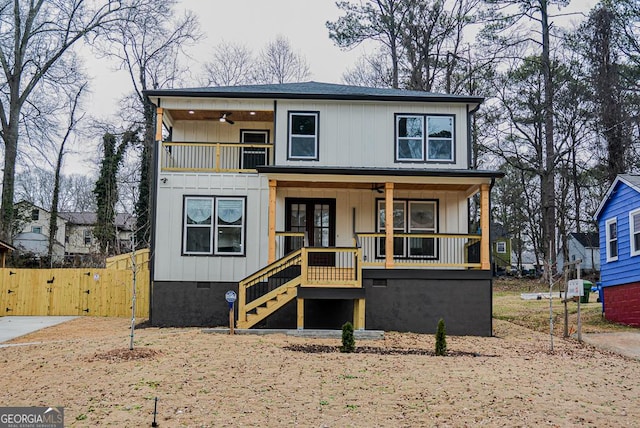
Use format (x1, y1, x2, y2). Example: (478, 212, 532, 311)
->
(297, 298, 304, 330)
(268, 179, 277, 263)
(353, 298, 366, 330)
(385, 182, 395, 269)
(480, 183, 490, 270)
(155, 107, 164, 141)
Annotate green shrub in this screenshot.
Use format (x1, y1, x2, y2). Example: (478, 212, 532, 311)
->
(435, 318, 447, 356)
(341, 321, 355, 353)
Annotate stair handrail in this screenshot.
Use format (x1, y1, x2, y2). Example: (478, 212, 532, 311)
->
(239, 249, 303, 289)
(238, 249, 303, 326)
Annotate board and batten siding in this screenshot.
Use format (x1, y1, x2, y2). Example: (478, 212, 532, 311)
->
(599, 182, 640, 287)
(154, 173, 270, 283)
(274, 100, 470, 169)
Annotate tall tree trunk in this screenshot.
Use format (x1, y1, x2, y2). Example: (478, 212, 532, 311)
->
(541, 0, 556, 272)
(135, 100, 156, 248)
(0, 121, 18, 241)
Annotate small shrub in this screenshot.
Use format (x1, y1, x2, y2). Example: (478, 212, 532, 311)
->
(341, 321, 355, 353)
(435, 318, 447, 356)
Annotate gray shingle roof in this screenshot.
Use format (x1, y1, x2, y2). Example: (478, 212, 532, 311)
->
(59, 212, 135, 230)
(571, 232, 599, 248)
(145, 81, 484, 104)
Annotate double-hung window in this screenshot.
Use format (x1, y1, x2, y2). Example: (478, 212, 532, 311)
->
(183, 196, 245, 256)
(605, 217, 618, 262)
(630, 209, 640, 257)
(377, 199, 437, 259)
(288, 111, 319, 160)
(396, 114, 454, 162)
(496, 241, 507, 254)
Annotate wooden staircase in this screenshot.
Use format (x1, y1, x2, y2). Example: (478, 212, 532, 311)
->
(237, 250, 303, 329)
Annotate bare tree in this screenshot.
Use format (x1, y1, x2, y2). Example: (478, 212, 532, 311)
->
(96, 0, 201, 247)
(327, 0, 409, 88)
(48, 84, 88, 259)
(0, 0, 148, 241)
(202, 41, 254, 86)
(343, 50, 395, 87)
(252, 35, 311, 84)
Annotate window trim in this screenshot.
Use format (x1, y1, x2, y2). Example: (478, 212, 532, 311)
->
(182, 195, 247, 257)
(394, 113, 455, 164)
(287, 111, 319, 161)
(376, 198, 439, 260)
(496, 241, 507, 254)
(605, 217, 618, 262)
(630, 208, 640, 257)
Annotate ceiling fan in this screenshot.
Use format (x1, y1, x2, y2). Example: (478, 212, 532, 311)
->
(219, 112, 234, 125)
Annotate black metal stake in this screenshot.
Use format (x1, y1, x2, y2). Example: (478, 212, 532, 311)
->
(151, 397, 158, 427)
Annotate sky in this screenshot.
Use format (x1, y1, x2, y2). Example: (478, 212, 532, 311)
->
(83, 1, 362, 119)
(72, 0, 598, 175)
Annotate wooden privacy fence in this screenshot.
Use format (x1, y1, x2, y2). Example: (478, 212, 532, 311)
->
(0, 250, 149, 318)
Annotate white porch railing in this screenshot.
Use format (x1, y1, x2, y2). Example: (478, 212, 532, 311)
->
(161, 141, 274, 172)
(355, 232, 482, 268)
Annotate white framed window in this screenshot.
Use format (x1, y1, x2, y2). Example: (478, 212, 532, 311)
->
(215, 198, 245, 255)
(605, 217, 618, 262)
(31, 226, 42, 234)
(377, 199, 438, 259)
(84, 230, 92, 245)
(630, 209, 640, 257)
(496, 241, 507, 254)
(396, 115, 424, 161)
(288, 111, 319, 160)
(395, 114, 454, 162)
(183, 196, 245, 256)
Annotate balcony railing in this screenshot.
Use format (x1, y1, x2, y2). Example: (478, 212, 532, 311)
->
(355, 232, 482, 268)
(161, 141, 274, 173)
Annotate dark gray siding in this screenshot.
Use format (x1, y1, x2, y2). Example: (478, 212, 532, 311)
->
(151, 269, 492, 335)
(363, 269, 492, 336)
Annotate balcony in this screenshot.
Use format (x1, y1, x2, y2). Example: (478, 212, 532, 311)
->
(160, 141, 274, 173)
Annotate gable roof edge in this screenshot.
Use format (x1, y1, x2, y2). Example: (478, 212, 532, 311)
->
(593, 174, 640, 220)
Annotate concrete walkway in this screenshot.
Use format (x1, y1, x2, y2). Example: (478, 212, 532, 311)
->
(581, 332, 640, 361)
(0, 316, 77, 345)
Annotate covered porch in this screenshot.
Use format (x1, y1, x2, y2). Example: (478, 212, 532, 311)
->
(236, 166, 500, 331)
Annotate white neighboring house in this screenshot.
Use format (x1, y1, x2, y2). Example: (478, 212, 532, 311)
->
(13, 201, 135, 257)
(556, 232, 600, 272)
(13, 201, 66, 260)
(59, 212, 136, 255)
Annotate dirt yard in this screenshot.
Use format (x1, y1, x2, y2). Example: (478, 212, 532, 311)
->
(1, 317, 638, 427)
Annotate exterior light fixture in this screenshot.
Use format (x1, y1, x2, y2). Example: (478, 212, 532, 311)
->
(188, 110, 195, 114)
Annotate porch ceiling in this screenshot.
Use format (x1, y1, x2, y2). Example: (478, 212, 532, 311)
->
(168, 109, 274, 122)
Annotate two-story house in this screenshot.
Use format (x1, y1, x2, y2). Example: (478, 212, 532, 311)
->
(145, 82, 503, 336)
(13, 201, 66, 259)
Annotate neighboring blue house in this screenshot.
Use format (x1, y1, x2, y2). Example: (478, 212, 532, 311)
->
(594, 174, 640, 327)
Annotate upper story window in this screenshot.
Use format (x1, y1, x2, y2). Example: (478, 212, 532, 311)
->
(605, 217, 618, 262)
(84, 230, 92, 245)
(630, 209, 640, 257)
(288, 111, 319, 160)
(396, 114, 454, 163)
(496, 241, 507, 254)
(31, 209, 39, 220)
(183, 196, 245, 256)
